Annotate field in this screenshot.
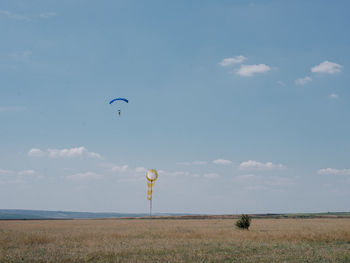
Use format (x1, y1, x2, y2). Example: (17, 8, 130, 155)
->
(1, 218, 350, 262)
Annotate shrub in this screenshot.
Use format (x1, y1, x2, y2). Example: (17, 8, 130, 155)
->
(235, 214, 251, 230)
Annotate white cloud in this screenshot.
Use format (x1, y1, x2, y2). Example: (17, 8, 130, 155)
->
(0, 106, 25, 112)
(213, 159, 232, 165)
(10, 50, 32, 61)
(236, 64, 271, 77)
(111, 165, 128, 173)
(135, 167, 147, 173)
(39, 12, 56, 19)
(219, 56, 247, 67)
(239, 160, 285, 170)
(328, 93, 339, 99)
(317, 168, 350, 176)
(0, 177, 26, 185)
(0, 10, 57, 21)
(28, 148, 45, 157)
(48, 147, 101, 158)
(86, 151, 102, 158)
(203, 173, 220, 178)
(295, 76, 312, 85)
(277, 81, 286, 87)
(177, 161, 207, 166)
(28, 147, 101, 159)
(0, 169, 13, 175)
(0, 10, 30, 21)
(18, 170, 35, 175)
(311, 61, 343, 74)
(67, 172, 103, 180)
(158, 170, 191, 177)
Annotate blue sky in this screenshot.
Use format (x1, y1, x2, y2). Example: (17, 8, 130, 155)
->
(1, 0, 349, 214)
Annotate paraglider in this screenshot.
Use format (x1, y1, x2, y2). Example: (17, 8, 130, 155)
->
(109, 98, 128, 117)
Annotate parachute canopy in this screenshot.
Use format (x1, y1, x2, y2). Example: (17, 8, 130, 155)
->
(109, 98, 129, 104)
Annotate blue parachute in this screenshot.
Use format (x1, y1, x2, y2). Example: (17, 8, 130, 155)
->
(109, 98, 128, 117)
(109, 98, 129, 104)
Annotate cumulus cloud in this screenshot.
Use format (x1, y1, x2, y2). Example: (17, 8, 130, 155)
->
(18, 170, 35, 175)
(0, 10, 58, 21)
(177, 161, 207, 166)
(236, 64, 271, 77)
(135, 167, 147, 173)
(219, 56, 247, 67)
(328, 93, 339, 99)
(67, 172, 103, 180)
(0, 106, 25, 112)
(28, 147, 101, 159)
(158, 170, 195, 177)
(0, 10, 30, 21)
(0, 169, 13, 175)
(317, 168, 350, 176)
(111, 165, 128, 173)
(311, 61, 343, 74)
(295, 76, 312, 85)
(28, 148, 45, 157)
(213, 159, 232, 165)
(48, 147, 101, 158)
(277, 81, 286, 87)
(10, 50, 32, 61)
(239, 160, 285, 170)
(161, 171, 189, 177)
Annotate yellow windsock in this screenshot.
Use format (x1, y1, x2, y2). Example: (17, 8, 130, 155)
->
(146, 169, 158, 182)
(146, 169, 158, 201)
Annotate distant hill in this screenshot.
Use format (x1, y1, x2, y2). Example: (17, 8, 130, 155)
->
(0, 209, 349, 220)
(149, 212, 350, 220)
(0, 209, 149, 220)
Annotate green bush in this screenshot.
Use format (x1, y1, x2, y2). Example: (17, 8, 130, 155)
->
(235, 214, 251, 230)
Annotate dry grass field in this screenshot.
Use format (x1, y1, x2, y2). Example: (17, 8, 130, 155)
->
(0, 218, 349, 262)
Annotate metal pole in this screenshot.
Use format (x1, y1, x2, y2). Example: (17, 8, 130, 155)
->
(149, 183, 153, 235)
(148, 184, 152, 254)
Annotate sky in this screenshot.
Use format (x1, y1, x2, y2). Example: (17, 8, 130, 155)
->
(0, 0, 349, 214)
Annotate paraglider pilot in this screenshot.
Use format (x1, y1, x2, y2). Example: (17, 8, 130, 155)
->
(109, 98, 128, 118)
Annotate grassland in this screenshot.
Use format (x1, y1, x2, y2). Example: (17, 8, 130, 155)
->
(0, 218, 349, 262)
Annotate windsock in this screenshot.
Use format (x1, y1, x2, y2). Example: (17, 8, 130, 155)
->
(146, 169, 158, 200)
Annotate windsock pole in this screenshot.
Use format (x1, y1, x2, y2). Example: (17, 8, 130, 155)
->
(149, 183, 153, 218)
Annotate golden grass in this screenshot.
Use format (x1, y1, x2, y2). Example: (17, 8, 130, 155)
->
(0, 218, 349, 262)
